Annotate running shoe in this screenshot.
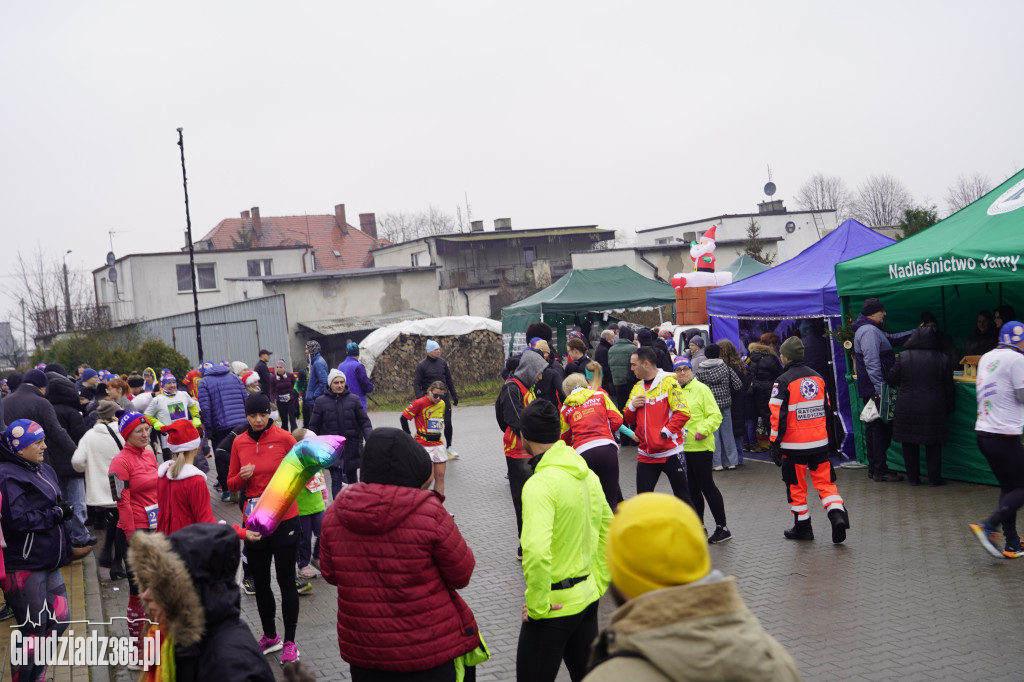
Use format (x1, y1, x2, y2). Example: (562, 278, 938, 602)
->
(297, 565, 318, 580)
(447, 448, 460, 460)
(1003, 537, 1024, 559)
(296, 579, 313, 594)
(259, 634, 282, 655)
(220, 491, 231, 502)
(242, 578, 256, 596)
(969, 521, 1003, 558)
(281, 641, 299, 663)
(708, 526, 732, 544)
(712, 465, 724, 472)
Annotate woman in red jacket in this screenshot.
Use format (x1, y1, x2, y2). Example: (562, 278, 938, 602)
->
(558, 372, 624, 511)
(108, 410, 159, 667)
(320, 427, 482, 681)
(156, 420, 214, 534)
(228, 393, 301, 664)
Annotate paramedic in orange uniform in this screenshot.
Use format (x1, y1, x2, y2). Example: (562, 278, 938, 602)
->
(769, 337, 850, 544)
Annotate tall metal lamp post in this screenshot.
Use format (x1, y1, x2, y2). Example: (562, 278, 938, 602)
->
(61, 250, 73, 331)
(176, 128, 204, 363)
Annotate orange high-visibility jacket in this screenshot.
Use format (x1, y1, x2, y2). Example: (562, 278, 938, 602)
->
(769, 362, 830, 458)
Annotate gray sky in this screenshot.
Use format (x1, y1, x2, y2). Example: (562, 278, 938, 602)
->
(2, 1, 1021, 322)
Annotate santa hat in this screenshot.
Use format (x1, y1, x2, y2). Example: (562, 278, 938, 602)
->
(702, 225, 717, 241)
(242, 370, 260, 387)
(162, 420, 202, 453)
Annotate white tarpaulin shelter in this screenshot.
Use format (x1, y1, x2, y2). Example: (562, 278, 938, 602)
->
(359, 315, 502, 376)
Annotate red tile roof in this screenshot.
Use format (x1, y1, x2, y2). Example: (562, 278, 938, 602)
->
(198, 214, 389, 271)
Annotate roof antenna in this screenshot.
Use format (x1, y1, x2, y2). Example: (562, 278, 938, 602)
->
(764, 165, 776, 198)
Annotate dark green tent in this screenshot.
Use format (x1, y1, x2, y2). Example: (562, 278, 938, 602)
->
(501, 266, 677, 356)
(722, 253, 772, 282)
(836, 167, 1024, 484)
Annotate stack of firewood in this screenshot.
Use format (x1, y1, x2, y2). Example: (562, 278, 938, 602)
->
(370, 330, 504, 398)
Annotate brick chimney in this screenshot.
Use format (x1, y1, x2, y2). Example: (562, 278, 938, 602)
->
(335, 204, 347, 232)
(240, 210, 250, 219)
(359, 213, 378, 240)
(251, 207, 262, 236)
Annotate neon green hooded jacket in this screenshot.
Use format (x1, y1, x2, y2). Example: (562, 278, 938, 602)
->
(679, 377, 723, 453)
(521, 440, 613, 620)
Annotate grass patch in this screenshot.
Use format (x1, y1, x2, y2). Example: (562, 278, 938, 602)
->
(368, 378, 504, 412)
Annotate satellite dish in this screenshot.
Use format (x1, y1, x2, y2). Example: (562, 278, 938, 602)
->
(764, 182, 777, 197)
(785, 221, 797, 234)
(108, 267, 118, 283)
(106, 251, 116, 266)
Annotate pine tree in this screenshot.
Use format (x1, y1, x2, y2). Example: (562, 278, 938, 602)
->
(744, 217, 776, 265)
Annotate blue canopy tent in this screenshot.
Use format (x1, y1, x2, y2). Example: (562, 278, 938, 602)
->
(706, 219, 896, 457)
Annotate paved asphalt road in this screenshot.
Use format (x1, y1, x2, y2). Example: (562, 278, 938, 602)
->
(96, 405, 1024, 681)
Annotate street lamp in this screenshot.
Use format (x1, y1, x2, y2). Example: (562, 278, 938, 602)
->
(62, 250, 73, 331)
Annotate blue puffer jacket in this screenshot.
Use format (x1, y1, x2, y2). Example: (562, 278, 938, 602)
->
(308, 388, 372, 463)
(337, 356, 373, 409)
(0, 442, 70, 571)
(306, 354, 329, 402)
(198, 365, 248, 433)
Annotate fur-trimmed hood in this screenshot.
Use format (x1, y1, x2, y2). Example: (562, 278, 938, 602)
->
(129, 531, 205, 647)
(746, 342, 774, 356)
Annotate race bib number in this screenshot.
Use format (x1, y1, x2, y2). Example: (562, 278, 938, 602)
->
(144, 503, 159, 529)
(427, 417, 444, 434)
(244, 497, 260, 518)
(278, 394, 291, 402)
(305, 472, 326, 493)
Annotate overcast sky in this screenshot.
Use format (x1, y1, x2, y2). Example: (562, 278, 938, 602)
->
(2, 1, 1021, 322)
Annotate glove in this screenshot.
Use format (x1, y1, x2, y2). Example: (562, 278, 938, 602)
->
(56, 501, 74, 520)
(694, 433, 707, 440)
(769, 444, 782, 467)
(452, 397, 459, 407)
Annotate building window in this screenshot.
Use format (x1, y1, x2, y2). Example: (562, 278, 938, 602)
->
(177, 264, 217, 292)
(655, 237, 673, 245)
(247, 259, 273, 277)
(524, 246, 536, 268)
(411, 250, 430, 267)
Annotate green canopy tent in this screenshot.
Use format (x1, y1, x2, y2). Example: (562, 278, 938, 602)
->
(501, 265, 678, 357)
(835, 167, 1024, 484)
(723, 253, 772, 282)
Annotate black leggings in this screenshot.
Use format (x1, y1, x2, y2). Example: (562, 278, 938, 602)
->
(636, 456, 692, 506)
(686, 451, 727, 527)
(245, 516, 300, 643)
(443, 395, 454, 448)
(579, 444, 620, 511)
(350, 660, 475, 682)
(978, 432, 1024, 540)
(516, 601, 598, 682)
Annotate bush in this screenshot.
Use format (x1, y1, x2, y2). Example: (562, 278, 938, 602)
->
(31, 329, 190, 379)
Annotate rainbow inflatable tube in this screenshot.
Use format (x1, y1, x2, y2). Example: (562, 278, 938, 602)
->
(246, 435, 345, 536)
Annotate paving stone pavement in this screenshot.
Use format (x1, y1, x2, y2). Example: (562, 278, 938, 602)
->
(92, 406, 1024, 681)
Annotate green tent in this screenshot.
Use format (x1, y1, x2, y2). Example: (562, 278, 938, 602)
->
(835, 167, 1024, 484)
(501, 265, 677, 356)
(723, 253, 772, 282)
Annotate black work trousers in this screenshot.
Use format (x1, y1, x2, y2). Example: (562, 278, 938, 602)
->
(516, 600, 598, 682)
(865, 410, 893, 476)
(902, 442, 943, 484)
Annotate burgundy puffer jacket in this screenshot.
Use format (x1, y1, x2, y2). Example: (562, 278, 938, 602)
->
(319, 482, 480, 672)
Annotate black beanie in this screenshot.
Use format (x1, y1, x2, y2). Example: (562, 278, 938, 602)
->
(361, 428, 433, 489)
(862, 297, 885, 316)
(704, 343, 720, 359)
(22, 369, 48, 389)
(618, 326, 635, 342)
(245, 392, 271, 415)
(637, 328, 653, 346)
(45, 363, 68, 378)
(520, 399, 561, 444)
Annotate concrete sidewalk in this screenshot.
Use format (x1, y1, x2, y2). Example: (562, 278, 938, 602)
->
(83, 406, 1024, 681)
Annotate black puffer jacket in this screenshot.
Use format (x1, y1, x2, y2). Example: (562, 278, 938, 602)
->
(130, 523, 274, 682)
(309, 388, 373, 463)
(46, 376, 89, 478)
(746, 343, 783, 421)
(2, 384, 78, 475)
(888, 326, 954, 445)
(534, 351, 567, 406)
(728, 361, 751, 436)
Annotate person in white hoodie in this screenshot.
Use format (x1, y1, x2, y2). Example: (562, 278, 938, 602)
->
(71, 400, 128, 579)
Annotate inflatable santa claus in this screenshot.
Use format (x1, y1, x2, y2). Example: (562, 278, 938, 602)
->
(670, 225, 733, 289)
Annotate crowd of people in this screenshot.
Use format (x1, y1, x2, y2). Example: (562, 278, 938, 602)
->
(1, 294, 1022, 680)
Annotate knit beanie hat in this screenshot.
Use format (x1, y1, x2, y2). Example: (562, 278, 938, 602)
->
(519, 399, 561, 444)
(672, 355, 691, 370)
(862, 297, 885, 316)
(361, 427, 432, 489)
(245, 393, 271, 415)
(426, 339, 440, 353)
(327, 369, 346, 386)
(160, 373, 177, 387)
(116, 410, 147, 438)
(4, 420, 45, 452)
(305, 340, 321, 357)
(22, 369, 48, 389)
(607, 492, 711, 599)
(346, 341, 360, 356)
(45, 363, 68, 378)
(779, 336, 805, 362)
(97, 400, 119, 421)
(704, 343, 720, 359)
(999, 321, 1024, 346)
(163, 420, 202, 453)
(637, 329, 653, 345)
(81, 368, 98, 382)
(127, 376, 145, 390)
(689, 336, 705, 349)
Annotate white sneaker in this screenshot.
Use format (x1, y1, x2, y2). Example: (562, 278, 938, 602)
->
(712, 465, 724, 471)
(447, 448, 460, 460)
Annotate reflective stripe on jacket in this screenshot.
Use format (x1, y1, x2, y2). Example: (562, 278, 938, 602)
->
(769, 361, 829, 456)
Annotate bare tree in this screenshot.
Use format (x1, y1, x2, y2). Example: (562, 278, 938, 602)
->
(945, 173, 991, 215)
(3, 246, 94, 351)
(795, 173, 852, 220)
(376, 205, 459, 244)
(851, 174, 913, 227)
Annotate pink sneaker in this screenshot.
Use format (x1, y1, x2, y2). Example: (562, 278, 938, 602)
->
(258, 634, 282, 655)
(297, 565, 318, 580)
(282, 641, 299, 663)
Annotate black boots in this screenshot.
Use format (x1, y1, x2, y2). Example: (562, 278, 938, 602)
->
(784, 514, 814, 540)
(828, 508, 850, 544)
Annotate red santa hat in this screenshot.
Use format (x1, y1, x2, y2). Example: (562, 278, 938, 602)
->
(702, 225, 718, 241)
(242, 370, 259, 387)
(163, 420, 202, 453)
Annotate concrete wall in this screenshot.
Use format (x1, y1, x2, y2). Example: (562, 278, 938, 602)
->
(95, 248, 308, 324)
